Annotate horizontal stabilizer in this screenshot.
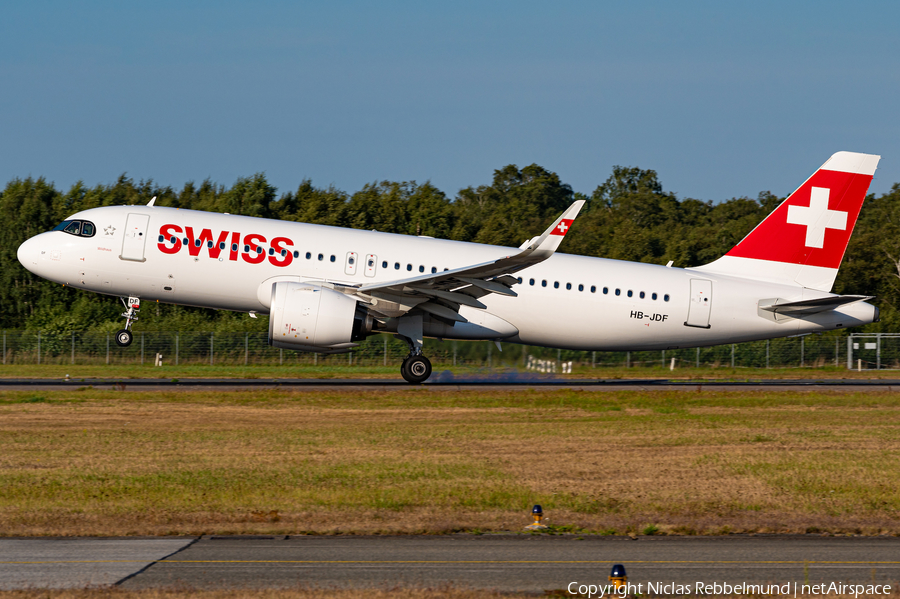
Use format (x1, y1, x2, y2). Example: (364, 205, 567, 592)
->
(759, 295, 873, 316)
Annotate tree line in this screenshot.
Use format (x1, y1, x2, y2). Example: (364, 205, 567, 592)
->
(2, 164, 899, 335)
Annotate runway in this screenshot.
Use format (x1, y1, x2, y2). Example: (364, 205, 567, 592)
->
(2, 376, 900, 392)
(2, 535, 898, 591)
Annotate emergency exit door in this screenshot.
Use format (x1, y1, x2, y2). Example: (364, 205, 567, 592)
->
(684, 279, 712, 328)
(120, 213, 150, 262)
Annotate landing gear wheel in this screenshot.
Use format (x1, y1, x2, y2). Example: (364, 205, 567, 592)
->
(115, 329, 133, 347)
(401, 355, 432, 384)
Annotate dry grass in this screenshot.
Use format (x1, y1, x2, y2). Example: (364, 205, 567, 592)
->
(1, 388, 899, 536)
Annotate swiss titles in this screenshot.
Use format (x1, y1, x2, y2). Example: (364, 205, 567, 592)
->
(157, 225, 294, 268)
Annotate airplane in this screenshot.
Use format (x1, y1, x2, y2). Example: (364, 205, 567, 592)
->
(17, 151, 880, 383)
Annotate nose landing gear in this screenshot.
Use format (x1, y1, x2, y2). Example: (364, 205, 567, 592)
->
(115, 296, 140, 347)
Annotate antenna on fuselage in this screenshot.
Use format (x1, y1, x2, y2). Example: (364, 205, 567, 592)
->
(147, 196, 157, 207)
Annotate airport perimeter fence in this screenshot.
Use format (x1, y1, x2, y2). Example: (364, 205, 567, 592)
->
(0, 330, 896, 371)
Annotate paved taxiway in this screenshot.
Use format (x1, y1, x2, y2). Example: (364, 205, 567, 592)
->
(2, 377, 900, 392)
(2, 535, 898, 591)
(0, 537, 193, 589)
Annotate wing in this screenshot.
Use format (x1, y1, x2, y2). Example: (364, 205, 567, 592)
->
(346, 200, 585, 322)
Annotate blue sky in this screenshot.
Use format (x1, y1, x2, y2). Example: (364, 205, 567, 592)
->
(2, 1, 899, 202)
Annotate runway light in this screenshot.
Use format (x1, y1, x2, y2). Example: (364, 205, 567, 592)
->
(609, 564, 627, 590)
(525, 504, 548, 530)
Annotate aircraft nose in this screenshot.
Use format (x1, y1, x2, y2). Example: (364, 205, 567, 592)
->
(17, 235, 42, 273)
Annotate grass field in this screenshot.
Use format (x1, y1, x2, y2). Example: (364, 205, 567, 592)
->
(0, 363, 894, 380)
(1, 387, 899, 537)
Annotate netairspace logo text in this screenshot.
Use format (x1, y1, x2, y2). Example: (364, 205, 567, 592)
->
(566, 581, 892, 598)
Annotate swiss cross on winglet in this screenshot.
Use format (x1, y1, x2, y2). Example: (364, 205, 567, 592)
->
(552, 219, 574, 236)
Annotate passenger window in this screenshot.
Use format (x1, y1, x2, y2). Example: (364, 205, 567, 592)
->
(395, 262, 400, 270)
(183, 238, 189, 245)
(542, 280, 547, 287)
(256, 247, 263, 254)
(293, 251, 299, 258)
(330, 255, 336, 262)
(268, 248, 275, 255)
(590, 285, 596, 293)
(652, 292, 657, 300)
(349, 257, 355, 265)
(529, 278, 535, 286)
(603, 287, 608, 294)
(195, 239, 201, 247)
(281, 249, 287, 256)
(158, 235, 164, 242)
(208, 241, 214, 248)
(243, 245, 250, 252)
(382, 261, 388, 268)
(219, 242, 226, 250)
(80, 222, 95, 237)
(554, 282, 559, 289)
(639, 291, 645, 299)
(407, 264, 412, 271)
(566, 283, 572, 290)
(578, 284, 583, 292)
(318, 253, 324, 261)
(419, 265, 424, 272)
(615, 289, 621, 296)
(306, 252, 311, 259)
(516, 277, 522, 284)
(627, 290, 633, 297)
(432, 267, 437, 273)
(664, 294, 670, 302)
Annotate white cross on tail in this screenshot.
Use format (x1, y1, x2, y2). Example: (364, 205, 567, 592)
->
(785, 187, 847, 249)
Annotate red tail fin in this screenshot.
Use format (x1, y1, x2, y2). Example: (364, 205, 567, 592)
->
(695, 152, 880, 291)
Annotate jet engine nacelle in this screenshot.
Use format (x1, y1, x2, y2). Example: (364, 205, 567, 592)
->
(268, 282, 372, 352)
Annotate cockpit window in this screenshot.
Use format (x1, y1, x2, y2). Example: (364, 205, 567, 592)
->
(53, 220, 96, 238)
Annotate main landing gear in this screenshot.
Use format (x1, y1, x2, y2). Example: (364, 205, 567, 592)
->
(397, 314, 432, 384)
(401, 353, 432, 384)
(115, 296, 140, 347)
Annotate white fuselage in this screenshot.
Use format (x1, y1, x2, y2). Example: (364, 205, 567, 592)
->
(17, 205, 876, 351)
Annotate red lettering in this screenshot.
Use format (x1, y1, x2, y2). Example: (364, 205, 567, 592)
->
(242, 233, 266, 264)
(268, 237, 294, 267)
(158, 224, 183, 254)
(185, 227, 215, 257)
(229, 232, 240, 261)
(206, 230, 230, 259)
